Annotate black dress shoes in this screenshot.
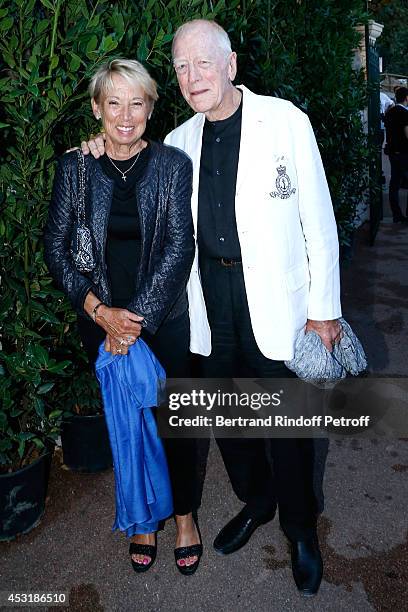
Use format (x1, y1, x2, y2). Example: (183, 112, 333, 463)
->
(213, 508, 273, 555)
(290, 537, 323, 597)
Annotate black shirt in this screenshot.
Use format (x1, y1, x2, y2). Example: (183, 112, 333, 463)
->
(98, 144, 150, 307)
(385, 105, 408, 154)
(197, 95, 242, 259)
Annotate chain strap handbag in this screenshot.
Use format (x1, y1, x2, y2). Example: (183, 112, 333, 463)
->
(70, 150, 96, 273)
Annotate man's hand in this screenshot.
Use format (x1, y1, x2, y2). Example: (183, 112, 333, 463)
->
(305, 319, 342, 352)
(81, 132, 106, 158)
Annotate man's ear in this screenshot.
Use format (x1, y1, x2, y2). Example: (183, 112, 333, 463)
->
(91, 98, 101, 120)
(228, 52, 238, 82)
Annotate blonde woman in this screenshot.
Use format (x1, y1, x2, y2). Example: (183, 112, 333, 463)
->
(45, 60, 203, 575)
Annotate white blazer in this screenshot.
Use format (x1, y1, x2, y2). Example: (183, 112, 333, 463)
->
(164, 85, 342, 360)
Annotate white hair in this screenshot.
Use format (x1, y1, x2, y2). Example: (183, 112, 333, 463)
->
(88, 59, 158, 107)
(172, 19, 232, 58)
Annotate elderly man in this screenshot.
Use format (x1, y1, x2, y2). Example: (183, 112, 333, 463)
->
(83, 19, 341, 595)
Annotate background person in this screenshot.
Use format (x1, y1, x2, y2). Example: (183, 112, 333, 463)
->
(45, 59, 204, 575)
(380, 91, 394, 185)
(384, 86, 408, 223)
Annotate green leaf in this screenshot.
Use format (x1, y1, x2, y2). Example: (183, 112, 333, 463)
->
(137, 35, 149, 62)
(50, 55, 59, 70)
(42, 144, 54, 160)
(0, 16, 13, 31)
(20, 432, 35, 441)
(47, 360, 71, 373)
(40, 0, 54, 10)
(18, 439, 26, 458)
(34, 397, 45, 418)
(101, 35, 118, 53)
(9, 35, 18, 51)
(111, 12, 124, 36)
(27, 84, 40, 96)
(89, 14, 100, 28)
(2, 52, 15, 68)
(48, 89, 60, 107)
(37, 382, 55, 394)
(36, 19, 49, 34)
(30, 344, 49, 367)
(86, 35, 98, 54)
(69, 53, 81, 72)
(9, 407, 24, 418)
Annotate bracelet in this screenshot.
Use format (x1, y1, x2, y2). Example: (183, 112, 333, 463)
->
(91, 302, 105, 322)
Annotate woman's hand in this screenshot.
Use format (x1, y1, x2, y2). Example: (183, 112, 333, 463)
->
(104, 333, 132, 356)
(96, 305, 143, 351)
(83, 292, 143, 354)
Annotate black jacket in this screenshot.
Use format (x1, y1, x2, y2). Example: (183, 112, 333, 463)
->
(44, 141, 194, 334)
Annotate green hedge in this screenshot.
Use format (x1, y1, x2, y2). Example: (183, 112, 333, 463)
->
(0, 0, 368, 469)
(372, 0, 408, 75)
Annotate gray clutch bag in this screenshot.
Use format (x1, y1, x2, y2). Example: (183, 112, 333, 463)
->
(284, 318, 367, 384)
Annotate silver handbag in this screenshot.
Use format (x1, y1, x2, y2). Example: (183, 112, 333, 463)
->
(285, 318, 367, 385)
(70, 150, 96, 273)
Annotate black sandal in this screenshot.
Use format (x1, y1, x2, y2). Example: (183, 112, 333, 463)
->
(174, 514, 203, 576)
(129, 540, 157, 573)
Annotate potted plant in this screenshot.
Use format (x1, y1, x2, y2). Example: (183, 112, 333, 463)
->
(58, 343, 112, 473)
(0, 320, 72, 541)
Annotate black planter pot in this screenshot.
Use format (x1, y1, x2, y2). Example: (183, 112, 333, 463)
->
(61, 413, 112, 472)
(0, 450, 53, 541)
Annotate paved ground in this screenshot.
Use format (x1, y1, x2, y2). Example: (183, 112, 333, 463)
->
(1, 176, 407, 612)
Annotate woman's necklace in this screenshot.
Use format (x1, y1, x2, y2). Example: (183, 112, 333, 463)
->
(106, 149, 142, 181)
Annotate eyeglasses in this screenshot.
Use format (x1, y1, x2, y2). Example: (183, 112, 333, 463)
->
(173, 59, 214, 76)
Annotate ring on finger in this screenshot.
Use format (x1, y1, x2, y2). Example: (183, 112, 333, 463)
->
(119, 338, 126, 346)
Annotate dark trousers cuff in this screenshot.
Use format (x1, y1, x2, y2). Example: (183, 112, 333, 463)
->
(280, 518, 318, 542)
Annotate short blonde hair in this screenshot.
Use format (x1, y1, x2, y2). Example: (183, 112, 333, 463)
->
(88, 59, 158, 109)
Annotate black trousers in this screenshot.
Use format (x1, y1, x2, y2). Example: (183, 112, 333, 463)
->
(389, 152, 408, 220)
(199, 256, 317, 541)
(78, 311, 205, 516)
